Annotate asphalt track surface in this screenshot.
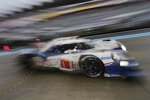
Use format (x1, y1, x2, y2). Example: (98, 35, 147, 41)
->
(0, 33, 150, 100)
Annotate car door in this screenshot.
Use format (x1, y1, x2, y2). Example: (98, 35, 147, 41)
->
(43, 45, 63, 68)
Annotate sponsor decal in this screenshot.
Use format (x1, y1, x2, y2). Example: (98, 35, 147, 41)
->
(101, 56, 112, 60)
(105, 62, 114, 65)
(60, 59, 70, 69)
(71, 61, 78, 70)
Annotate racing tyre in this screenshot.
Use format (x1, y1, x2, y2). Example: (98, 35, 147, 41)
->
(79, 55, 104, 77)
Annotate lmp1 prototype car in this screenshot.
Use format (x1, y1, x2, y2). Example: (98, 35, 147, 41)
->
(19, 37, 140, 77)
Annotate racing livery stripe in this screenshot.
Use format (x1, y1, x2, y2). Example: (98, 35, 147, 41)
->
(101, 56, 112, 60)
(105, 62, 114, 65)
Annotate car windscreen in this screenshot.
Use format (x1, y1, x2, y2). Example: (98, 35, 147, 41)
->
(58, 42, 93, 53)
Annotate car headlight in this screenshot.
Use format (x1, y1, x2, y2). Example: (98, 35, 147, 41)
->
(120, 61, 129, 66)
(121, 44, 127, 51)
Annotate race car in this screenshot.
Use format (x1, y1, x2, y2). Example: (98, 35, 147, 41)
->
(19, 36, 140, 77)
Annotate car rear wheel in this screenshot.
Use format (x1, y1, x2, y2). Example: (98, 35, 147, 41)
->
(29, 57, 44, 69)
(79, 55, 104, 77)
(19, 55, 44, 69)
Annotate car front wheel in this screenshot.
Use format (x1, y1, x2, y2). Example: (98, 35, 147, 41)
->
(79, 55, 105, 77)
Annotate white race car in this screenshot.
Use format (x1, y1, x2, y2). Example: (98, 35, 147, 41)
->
(19, 37, 140, 77)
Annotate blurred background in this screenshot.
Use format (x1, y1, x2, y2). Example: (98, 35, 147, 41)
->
(0, 0, 150, 50)
(0, 0, 150, 100)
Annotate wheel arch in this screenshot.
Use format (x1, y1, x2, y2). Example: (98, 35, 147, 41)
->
(18, 52, 46, 66)
(79, 54, 104, 65)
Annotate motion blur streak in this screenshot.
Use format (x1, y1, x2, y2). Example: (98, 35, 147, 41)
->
(0, 0, 54, 16)
(95, 32, 150, 40)
(33, 0, 129, 19)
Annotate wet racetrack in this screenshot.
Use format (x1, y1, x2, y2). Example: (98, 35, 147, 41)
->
(0, 1, 150, 99)
(0, 34, 150, 100)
